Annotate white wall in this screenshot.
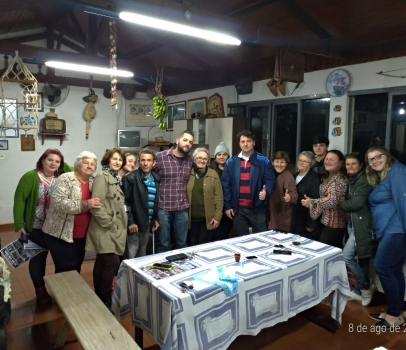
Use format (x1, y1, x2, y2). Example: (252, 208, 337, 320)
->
(1, 55, 405, 225)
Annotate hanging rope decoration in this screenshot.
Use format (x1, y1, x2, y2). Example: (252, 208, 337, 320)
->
(109, 19, 118, 110)
(152, 65, 169, 130)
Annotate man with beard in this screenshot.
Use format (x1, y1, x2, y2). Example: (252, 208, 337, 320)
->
(122, 149, 160, 258)
(154, 130, 194, 252)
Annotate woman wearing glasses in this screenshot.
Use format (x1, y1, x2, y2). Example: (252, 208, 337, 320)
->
(301, 150, 347, 248)
(338, 152, 376, 306)
(268, 151, 298, 232)
(365, 147, 406, 328)
(290, 151, 321, 240)
(186, 147, 223, 246)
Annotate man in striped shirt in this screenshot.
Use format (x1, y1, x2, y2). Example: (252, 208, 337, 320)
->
(122, 149, 160, 258)
(154, 130, 194, 252)
(222, 130, 276, 236)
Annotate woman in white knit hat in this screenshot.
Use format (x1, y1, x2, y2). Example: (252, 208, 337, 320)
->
(210, 142, 233, 240)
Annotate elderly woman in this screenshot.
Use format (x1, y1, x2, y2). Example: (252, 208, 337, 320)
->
(118, 152, 136, 179)
(210, 142, 233, 241)
(42, 151, 99, 274)
(187, 147, 223, 246)
(86, 148, 128, 309)
(268, 151, 298, 232)
(13, 148, 70, 304)
(290, 151, 321, 240)
(338, 152, 376, 306)
(302, 150, 347, 248)
(365, 147, 406, 328)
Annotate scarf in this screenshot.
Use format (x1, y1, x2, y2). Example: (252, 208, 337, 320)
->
(102, 165, 122, 186)
(193, 164, 208, 179)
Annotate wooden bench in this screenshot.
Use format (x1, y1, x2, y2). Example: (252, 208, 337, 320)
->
(44, 270, 140, 350)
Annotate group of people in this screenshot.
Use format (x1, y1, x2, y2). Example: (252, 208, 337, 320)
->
(13, 129, 406, 330)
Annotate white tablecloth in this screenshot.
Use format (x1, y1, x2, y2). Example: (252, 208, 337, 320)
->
(113, 231, 351, 350)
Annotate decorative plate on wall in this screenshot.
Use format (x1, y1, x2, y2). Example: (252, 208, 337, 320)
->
(326, 69, 351, 97)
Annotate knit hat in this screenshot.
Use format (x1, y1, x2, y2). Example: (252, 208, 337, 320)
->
(214, 142, 230, 156)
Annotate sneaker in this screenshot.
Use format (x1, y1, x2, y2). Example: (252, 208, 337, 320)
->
(360, 284, 377, 306)
(375, 315, 405, 329)
(368, 313, 385, 321)
(348, 290, 363, 302)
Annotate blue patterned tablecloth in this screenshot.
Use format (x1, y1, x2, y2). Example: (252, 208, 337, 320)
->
(113, 231, 351, 350)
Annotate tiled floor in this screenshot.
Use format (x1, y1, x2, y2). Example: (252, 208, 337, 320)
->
(2, 228, 406, 350)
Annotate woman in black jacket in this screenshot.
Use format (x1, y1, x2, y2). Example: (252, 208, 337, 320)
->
(290, 151, 321, 240)
(339, 152, 376, 306)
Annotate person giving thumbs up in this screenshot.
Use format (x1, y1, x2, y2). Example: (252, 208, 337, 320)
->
(259, 185, 266, 200)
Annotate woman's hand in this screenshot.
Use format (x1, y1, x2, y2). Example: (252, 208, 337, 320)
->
(283, 189, 291, 203)
(301, 194, 311, 208)
(210, 218, 220, 229)
(87, 198, 101, 209)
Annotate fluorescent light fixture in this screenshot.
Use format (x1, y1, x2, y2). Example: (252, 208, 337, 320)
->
(45, 61, 134, 77)
(119, 12, 241, 46)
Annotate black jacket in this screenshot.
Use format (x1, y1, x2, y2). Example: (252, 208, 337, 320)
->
(290, 170, 321, 239)
(121, 168, 160, 232)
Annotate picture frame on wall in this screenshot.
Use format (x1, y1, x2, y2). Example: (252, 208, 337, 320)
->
(187, 97, 207, 118)
(167, 101, 186, 131)
(24, 92, 44, 112)
(207, 93, 225, 117)
(0, 140, 9, 150)
(125, 99, 155, 127)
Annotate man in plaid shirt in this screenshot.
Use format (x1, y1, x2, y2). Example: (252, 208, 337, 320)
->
(154, 130, 194, 252)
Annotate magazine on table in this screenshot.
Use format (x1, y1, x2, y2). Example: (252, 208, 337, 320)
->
(0, 239, 47, 269)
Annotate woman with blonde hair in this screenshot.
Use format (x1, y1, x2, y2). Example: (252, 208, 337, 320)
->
(365, 146, 406, 328)
(301, 150, 347, 248)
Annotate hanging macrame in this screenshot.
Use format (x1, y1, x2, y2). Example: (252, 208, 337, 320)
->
(0, 51, 39, 139)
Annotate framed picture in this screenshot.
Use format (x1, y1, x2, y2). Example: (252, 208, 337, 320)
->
(21, 135, 35, 151)
(125, 100, 155, 127)
(1, 99, 19, 138)
(207, 93, 225, 117)
(0, 140, 9, 150)
(24, 92, 44, 112)
(187, 97, 207, 118)
(167, 101, 186, 131)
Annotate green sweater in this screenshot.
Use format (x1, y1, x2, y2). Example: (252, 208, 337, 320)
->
(13, 163, 73, 232)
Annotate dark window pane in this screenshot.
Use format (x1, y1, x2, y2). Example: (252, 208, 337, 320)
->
(301, 98, 330, 152)
(274, 104, 298, 162)
(390, 94, 406, 165)
(351, 93, 388, 159)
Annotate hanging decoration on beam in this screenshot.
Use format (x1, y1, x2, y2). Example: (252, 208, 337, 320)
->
(152, 65, 169, 130)
(110, 19, 118, 110)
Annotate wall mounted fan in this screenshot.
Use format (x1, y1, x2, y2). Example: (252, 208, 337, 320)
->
(42, 83, 70, 107)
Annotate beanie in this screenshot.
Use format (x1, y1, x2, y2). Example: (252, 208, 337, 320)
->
(214, 142, 230, 156)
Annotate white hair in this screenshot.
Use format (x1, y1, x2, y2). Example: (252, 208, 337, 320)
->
(74, 151, 97, 171)
(298, 151, 316, 168)
(192, 147, 210, 160)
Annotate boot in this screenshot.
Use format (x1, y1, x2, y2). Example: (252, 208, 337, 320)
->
(99, 289, 113, 313)
(35, 286, 52, 304)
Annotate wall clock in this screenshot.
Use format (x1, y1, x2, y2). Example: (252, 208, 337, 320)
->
(326, 69, 351, 97)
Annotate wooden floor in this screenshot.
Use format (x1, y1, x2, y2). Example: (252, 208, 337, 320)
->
(2, 228, 406, 350)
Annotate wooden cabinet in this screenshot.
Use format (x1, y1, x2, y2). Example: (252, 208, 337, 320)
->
(173, 116, 245, 158)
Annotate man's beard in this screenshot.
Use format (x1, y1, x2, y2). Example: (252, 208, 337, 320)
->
(177, 143, 190, 155)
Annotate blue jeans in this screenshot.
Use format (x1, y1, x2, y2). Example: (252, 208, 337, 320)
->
(156, 208, 188, 253)
(233, 207, 267, 237)
(343, 223, 370, 293)
(374, 233, 406, 317)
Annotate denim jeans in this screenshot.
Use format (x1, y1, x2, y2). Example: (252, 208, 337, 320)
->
(233, 207, 267, 237)
(343, 223, 370, 293)
(156, 208, 188, 253)
(126, 231, 150, 258)
(374, 233, 406, 317)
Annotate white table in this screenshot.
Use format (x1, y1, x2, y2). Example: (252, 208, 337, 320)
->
(113, 231, 351, 350)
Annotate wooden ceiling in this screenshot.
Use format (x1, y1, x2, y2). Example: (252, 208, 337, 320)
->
(1, 0, 405, 96)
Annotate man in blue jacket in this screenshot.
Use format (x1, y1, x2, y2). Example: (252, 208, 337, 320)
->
(221, 130, 276, 236)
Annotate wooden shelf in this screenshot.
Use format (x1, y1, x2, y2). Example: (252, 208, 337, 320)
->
(38, 133, 68, 146)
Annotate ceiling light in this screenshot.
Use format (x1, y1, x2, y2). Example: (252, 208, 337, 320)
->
(119, 12, 241, 46)
(399, 108, 405, 115)
(45, 61, 134, 77)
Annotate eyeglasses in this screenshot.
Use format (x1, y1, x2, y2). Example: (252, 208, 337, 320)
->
(297, 159, 310, 163)
(196, 157, 209, 162)
(367, 153, 384, 164)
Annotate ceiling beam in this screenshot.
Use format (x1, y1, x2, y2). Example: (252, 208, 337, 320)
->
(121, 42, 164, 59)
(86, 13, 99, 54)
(0, 32, 48, 45)
(278, 0, 331, 41)
(227, 0, 278, 18)
(0, 41, 228, 82)
(68, 9, 86, 45)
